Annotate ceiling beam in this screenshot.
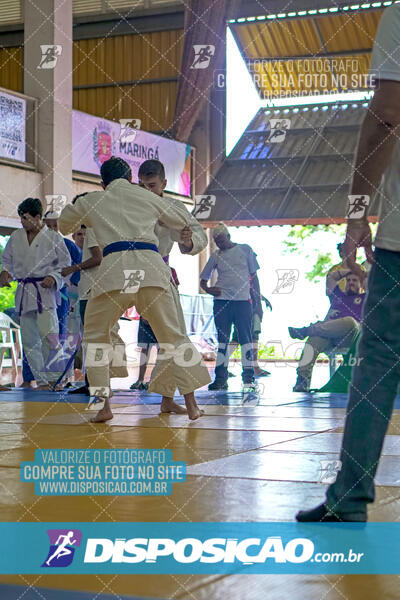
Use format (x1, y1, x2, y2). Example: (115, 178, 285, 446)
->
(0, 5, 184, 48)
(234, 0, 384, 18)
(246, 48, 372, 61)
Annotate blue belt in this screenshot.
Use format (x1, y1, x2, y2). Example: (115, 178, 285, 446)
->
(103, 241, 159, 258)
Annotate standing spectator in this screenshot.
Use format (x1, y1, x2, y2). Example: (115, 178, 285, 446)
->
(200, 223, 260, 391)
(297, 2, 400, 522)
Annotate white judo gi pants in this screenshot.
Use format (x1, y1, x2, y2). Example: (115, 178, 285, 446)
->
(20, 309, 63, 385)
(83, 285, 211, 398)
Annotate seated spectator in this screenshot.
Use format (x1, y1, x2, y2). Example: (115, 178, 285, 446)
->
(289, 270, 366, 392)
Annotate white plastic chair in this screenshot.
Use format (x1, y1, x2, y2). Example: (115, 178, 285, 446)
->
(0, 312, 22, 379)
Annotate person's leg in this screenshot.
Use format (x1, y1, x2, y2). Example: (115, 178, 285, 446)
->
(297, 249, 400, 521)
(109, 321, 129, 379)
(84, 291, 136, 422)
(212, 299, 232, 386)
(20, 313, 47, 386)
(22, 351, 35, 386)
(232, 300, 255, 384)
(69, 300, 89, 394)
(325, 249, 400, 517)
(131, 317, 157, 388)
(295, 317, 360, 390)
(37, 309, 63, 388)
(136, 286, 211, 419)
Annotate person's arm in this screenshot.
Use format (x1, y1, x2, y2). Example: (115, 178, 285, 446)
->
(178, 213, 207, 255)
(200, 254, 221, 296)
(200, 279, 221, 297)
(157, 195, 194, 233)
(42, 233, 71, 290)
(62, 246, 102, 277)
(344, 6, 400, 271)
(326, 267, 351, 296)
(59, 195, 92, 235)
(250, 273, 262, 317)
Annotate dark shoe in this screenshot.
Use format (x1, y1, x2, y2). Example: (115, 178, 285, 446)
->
(227, 371, 235, 378)
(255, 369, 271, 378)
(130, 381, 149, 391)
(292, 375, 310, 392)
(288, 326, 309, 340)
(208, 380, 228, 391)
(68, 385, 90, 396)
(296, 502, 366, 522)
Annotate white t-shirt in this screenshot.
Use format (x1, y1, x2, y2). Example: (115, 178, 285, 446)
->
(78, 228, 100, 300)
(200, 243, 259, 301)
(369, 4, 400, 251)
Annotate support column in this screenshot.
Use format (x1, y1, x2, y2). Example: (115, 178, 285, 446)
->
(23, 0, 73, 205)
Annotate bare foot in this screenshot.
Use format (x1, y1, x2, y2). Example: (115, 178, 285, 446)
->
(160, 397, 187, 414)
(188, 407, 205, 421)
(90, 406, 113, 423)
(183, 392, 205, 421)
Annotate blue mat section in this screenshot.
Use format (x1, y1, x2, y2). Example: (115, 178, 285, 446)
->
(2, 387, 400, 409)
(0, 585, 167, 600)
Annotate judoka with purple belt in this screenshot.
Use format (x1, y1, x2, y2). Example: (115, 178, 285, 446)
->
(0, 198, 70, 389)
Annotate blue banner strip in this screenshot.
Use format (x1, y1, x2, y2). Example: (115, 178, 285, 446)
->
(0, 522, 399, 574)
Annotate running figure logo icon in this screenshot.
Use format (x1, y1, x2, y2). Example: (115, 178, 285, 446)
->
(273, 269, 299, 294)
(42, 529, 82, 567)
(38, 45, 62, 69)
(191, 45, 215, 69)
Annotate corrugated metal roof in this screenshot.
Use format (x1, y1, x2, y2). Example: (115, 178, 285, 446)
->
(232, 9, 383, 97)
(202, 100, 380, 226)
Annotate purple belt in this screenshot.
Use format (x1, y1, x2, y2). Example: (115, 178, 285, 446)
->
(17, 277, 45, 315)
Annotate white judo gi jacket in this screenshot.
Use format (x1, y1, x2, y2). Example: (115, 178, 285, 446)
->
(58, 179, 200, 297)
(2, 226, 70, 315)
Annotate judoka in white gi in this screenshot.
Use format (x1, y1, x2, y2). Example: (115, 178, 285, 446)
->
(0, 198, 70, 389)
(130, 159, 207, 411)
(58, 157, 211, 422)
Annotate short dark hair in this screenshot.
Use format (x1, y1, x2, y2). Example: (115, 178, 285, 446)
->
(138, 159, 165, 181)
(18, 197, 43, 218)
(100, 157, 132, 186)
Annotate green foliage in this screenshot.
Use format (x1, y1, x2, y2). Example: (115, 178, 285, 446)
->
(281, 224, 378, 283)
(0, 281, 17, 313)
(282, 224, 346, 282)
(0, 235, 15, 313)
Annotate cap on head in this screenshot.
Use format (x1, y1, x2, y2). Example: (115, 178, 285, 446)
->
(212, 222, 229, 240)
